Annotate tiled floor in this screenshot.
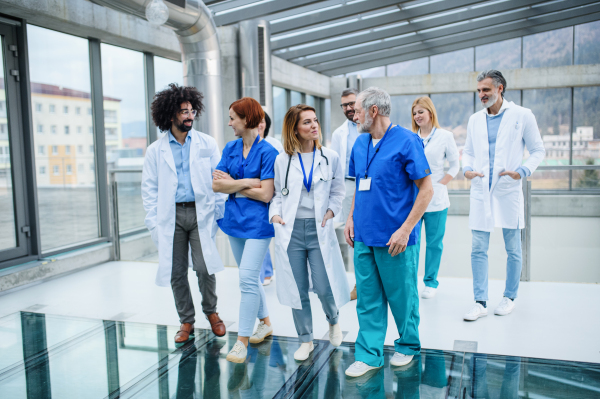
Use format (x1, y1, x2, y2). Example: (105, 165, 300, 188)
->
(0, 261, 599, 365)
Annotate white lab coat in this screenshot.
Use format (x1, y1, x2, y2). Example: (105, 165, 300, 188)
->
(265, 136, 284, 154)
(141, 129, 227, 287)
(418, 128, 460, 213)
(462, 101, 545, 232)
(330, 119, 355, 222)
(269, 146, 351, 310)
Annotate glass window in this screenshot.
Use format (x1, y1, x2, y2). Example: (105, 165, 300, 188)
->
(390, 94, 426, 132)
(575, 21, 600, 65)
(476, 38, 521, 71)
(306, 95, 315, 108)
(290, 90, 302, 106)
(430, 48, 474, 74)
(63, 106, 68, 114)
(64, 126, 70, 135)
(101, 43, 147, 171)
(77, 126, 82, 134)
(39, 145, 45, 155)
(504, 90, 521, 106)
(430, 92, 474, 190)
(28, 25, 100, 251)
(387, 57, 429, 76)
(523, 88, 572, 188)
(346, 66, 386, 78)
(573, 87, 600, 167)
(273, 86, 287, 139)
(40, 166, 46, 174)
(37, 124, 43, 133)
(76, 107, 81, 115)
(65, 145, 71, 155)
(78, 145, 83, 154)
(154, 56, 183, 91)
(35, 103, 42, 112)
(66, 165, 72, 175)
(523, 27, 573, 68)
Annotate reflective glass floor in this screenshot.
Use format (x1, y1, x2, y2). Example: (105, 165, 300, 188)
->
(1, 312, 599, 398)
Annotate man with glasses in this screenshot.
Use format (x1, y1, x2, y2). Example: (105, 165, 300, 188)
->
(331, 88, 360, 300)
(142, 84, 227, 343)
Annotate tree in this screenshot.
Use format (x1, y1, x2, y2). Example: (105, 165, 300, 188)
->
(576, 159, 600, 188)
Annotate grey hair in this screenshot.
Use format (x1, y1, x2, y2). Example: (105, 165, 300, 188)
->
(341, 88, 359, 97)
(477, 69, 507, 97)
(356, 87, 391, 117)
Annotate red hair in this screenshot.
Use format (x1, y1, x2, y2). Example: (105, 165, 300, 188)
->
(229, 97, 265, 129)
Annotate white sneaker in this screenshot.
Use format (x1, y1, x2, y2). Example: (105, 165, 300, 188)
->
(226, 340, 247, 363)
(329, 323, 343, 347)
(464, 303, 488, 321)
(345, 361, 381, 377)
(249, 321, 273, 344)
(262, 276, 273, 286)
(294, 341, 314, 361)
(390, 352, 414, 367)
(494, 297, 516, 316)
(421, 287, 437, 299)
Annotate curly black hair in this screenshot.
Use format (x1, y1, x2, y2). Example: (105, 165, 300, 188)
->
(151, 83, 205, 132)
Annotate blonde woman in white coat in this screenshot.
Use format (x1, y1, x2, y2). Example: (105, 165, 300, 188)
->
(411, 96, 459, 300)
(270, 104, 350, 361)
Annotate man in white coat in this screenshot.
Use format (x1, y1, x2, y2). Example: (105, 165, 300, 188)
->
(462, 70, 545, 321)
(331, 88, 360, 300)
(142, 84, 227, 342)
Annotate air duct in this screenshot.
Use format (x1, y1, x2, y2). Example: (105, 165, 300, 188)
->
(239, 19, 273, 117)
(90, 0, 224, 149)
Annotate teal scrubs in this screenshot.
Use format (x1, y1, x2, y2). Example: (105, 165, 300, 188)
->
(348, 125, 430, 367)
(417, 208, 449, 289)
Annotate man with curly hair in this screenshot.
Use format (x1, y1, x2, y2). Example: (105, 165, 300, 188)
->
(142, 84, 227, 343)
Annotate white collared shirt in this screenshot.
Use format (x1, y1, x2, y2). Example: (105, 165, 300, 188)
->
(417, 128, 460, 212)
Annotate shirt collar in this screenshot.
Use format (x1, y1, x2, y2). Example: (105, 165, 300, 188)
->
(168, 129, 192, 144)
(486, 98, 509, 118)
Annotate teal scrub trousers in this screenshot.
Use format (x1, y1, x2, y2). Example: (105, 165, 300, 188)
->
(354, 241, 421, 368)
(416, 208, 448, 289)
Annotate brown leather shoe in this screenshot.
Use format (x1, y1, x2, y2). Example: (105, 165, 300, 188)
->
(174, 323, 194, 343)
(350, 284, 357, 301)
(207, 313, 226, 337)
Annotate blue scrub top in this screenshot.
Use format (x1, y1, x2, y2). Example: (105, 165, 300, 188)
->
(216, 137, 278, 239)
(349, 125, 431, 247)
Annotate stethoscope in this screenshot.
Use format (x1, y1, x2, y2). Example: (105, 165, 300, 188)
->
(281, 147, 333, 196)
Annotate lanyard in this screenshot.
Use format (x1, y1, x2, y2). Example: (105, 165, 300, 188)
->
(365, 123, 393, 178)
(238, 134, 260, 179)
(297, 146, 316, 193)
(421, 127, 436, 148)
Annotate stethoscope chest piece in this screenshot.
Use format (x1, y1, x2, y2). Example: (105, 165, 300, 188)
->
(281, 188, 289, 196)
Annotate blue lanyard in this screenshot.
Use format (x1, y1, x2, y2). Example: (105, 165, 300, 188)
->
(422, 128, 436, 148)
(297, 146, 316, 193)
(365, 123, 393, 178)
(238, 134, 260, 179)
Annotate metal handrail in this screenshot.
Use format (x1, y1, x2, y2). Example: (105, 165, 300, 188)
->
(536, 165, 600, 170)
(108, 169, 143, 260)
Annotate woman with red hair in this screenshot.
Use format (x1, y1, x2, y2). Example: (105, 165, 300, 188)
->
(212, 97, 279, 363)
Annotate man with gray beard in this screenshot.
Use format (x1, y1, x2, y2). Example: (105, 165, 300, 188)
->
(462, 70, 545, 322)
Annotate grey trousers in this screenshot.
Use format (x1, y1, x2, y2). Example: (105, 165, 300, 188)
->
(287, 219, 339, 342)
(171, 205, 217, 324)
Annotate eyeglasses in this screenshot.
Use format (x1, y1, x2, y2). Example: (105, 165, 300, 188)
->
(340, 101, 355, 109)
(179, 109, 198, 117)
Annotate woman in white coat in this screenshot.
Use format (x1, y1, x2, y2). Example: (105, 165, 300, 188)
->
(411, 96, 459, 299)
(270, 104, 350, 361)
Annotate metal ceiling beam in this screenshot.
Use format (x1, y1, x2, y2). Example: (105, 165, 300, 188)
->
(317, 8, 600, 75)
(210, 0, 266, 14)
(213, 0, 324, 26)
(271, 0, 483, 50)
(282, 0, 551, 62)
(270, 0, 406, 35)
(264, 0, 347, 23)
(295, 0, 589, 67)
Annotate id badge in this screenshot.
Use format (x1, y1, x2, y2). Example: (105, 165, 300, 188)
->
(358, 177, 372, 191)
(301, 196, 314, 209)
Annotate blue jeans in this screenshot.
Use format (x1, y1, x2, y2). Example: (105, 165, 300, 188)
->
(228, 236, 271, 337)
(259, 248, 273, 283)
(471, 229, 522, 301)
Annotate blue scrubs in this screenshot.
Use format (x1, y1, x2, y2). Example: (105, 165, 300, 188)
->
(349, 125, 431, 367)
(216, 138, 278, 239)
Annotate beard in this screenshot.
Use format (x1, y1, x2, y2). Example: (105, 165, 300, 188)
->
(481, 92, 499, 109)
(357, 113, 373, 133)
(345, 109, 355, 122)
(177, 119, 194, 132)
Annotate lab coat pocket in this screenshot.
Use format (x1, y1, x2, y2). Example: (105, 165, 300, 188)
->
(198, 148, 212, 158)
(495, 175, 519, 195)
(470, 177, 484, 201)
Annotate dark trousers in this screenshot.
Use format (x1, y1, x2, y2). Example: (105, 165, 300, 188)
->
(171, 205, 217, 324)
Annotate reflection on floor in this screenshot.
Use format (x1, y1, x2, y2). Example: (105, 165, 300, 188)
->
(1, 312, 599, 398)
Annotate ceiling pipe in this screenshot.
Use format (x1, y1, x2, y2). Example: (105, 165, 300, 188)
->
(90, 0, 224, 149)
